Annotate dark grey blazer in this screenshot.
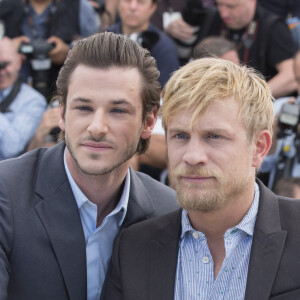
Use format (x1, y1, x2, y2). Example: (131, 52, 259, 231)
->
(0, 142, 178, 300)
(104, 180, 300, 300)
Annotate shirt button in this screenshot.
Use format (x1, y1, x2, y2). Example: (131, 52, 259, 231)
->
(193, 232, 199, 239)
(202, 256, 209, 264)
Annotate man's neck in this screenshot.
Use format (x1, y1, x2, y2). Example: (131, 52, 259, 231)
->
(187, 184, 255, 238)
(65, 151, 130, 227)
(122, 22, 150, 35)
(187, 184, 255, 278)
(29, 0, 53, 15)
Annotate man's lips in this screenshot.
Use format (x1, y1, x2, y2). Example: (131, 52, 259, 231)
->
(181, 175, 214, 183)
(82, 141, 113, 152)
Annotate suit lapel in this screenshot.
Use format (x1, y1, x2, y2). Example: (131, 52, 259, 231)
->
(34, 143, 87, 300)
(122, 168, 156, 228)
(245, 180, 287, 300)
(148, 210, 182, 300)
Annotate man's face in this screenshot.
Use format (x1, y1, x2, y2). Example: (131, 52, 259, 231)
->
(59, 65, 155, 177)
(0, 41, 21, 90)
(216, 0, 256, 30)
(167, 96, 257, 213)
(118, 0, 157, 34)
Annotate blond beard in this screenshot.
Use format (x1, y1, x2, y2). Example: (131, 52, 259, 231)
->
(169, 165, 251, 213)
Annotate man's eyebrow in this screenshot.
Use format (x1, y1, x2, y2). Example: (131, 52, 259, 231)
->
(168, 128, 187, 134)
(72, 97, 92, 103)
(110, 99, 134, 107)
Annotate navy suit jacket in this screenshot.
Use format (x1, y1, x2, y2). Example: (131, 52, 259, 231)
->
(105, 180, 300, 300)
(0, 142, 178, 299)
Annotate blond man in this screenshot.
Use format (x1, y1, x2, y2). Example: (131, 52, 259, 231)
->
(105, 58, 300, 300)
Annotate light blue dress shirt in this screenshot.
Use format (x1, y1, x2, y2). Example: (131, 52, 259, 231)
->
(175, 183, 260, 300)
(64, 150, 129, 300)
(0, 83, 46, 160)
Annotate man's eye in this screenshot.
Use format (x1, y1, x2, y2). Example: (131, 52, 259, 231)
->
(207, 134, 222, 139)
(77, 106, 92, 112)
(175, 133, 188, 140)
(111, 108, 126, 114)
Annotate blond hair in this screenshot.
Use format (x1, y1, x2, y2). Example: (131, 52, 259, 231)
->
(161, 57, 274, 141)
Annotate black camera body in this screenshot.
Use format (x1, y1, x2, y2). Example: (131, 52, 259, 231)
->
(19, 39, 55, 99)
(93, 0, 105, 14)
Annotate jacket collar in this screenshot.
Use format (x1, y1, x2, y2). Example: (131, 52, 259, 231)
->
(245, 179, 287, 299)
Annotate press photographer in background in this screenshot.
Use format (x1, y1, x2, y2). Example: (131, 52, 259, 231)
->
(0, 37, 46, 160)
(88, 0, 118, 29)
(26, 98, 60, 151)
(0, 0, 97, 101)
(107, 0, 179, 87)
(260, 50, 300, 190)
(167, 0, 297, 99)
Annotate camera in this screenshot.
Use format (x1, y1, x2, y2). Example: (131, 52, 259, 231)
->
(277, 97, 300, 138)
(0, 61, 10, 70)
(19, 39, 55, 99)
(174, 0, 205, 62)
(93, 0, 105, 14)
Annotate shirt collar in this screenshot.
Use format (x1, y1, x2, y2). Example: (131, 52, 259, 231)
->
(63, 148, 129, 226)
(181, 182, 260, 238)
(0, 85, 13, 103)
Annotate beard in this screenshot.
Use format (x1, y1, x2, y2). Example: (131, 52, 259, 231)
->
(169, 164, 251, 213)
(65, 132, 139, 176)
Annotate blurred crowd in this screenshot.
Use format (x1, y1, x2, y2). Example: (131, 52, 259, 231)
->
(1, 0, 300, 196)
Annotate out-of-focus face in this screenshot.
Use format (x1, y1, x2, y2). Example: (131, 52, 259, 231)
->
(0, 38, 21, 90)
(167, 96, 258, 213)
(59, 65, 155, 178)
(118, 0, 157, 34)
(216, 0, 256, 30)
(221, 49, 240, 65)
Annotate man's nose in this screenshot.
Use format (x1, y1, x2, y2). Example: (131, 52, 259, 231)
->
(129, 0, 138, 10)
(182, 138, 208, 166)
(219, 5, 230, 19)
(87, 110, 108, 138)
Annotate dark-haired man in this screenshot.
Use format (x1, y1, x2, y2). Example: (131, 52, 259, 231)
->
(0, 32, 178, 300)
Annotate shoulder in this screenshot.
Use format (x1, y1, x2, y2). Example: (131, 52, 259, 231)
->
(107, 22, 122, 34)
(149, 23, 176, 47)
(258, 180, 300, 229)
(278, 196, 300, 224)
(133, 170, 176, 198)
(0, 147, 48, 182)
(18, 83, 47, 106)
(119, 209, 181, 242)
(130, 169, 179, 214)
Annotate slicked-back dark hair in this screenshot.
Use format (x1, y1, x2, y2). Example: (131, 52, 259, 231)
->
(56, 32, 161, 154)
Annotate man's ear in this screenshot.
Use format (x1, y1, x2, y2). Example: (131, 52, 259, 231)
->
(140, 106, 158, 139)
(252, 130, 272, 168)
(150, 2, 158, 16)
(58, 103, 66, 131)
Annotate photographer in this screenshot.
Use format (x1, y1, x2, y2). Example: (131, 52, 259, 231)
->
(107, 0, 179, 87)
(26, 99, 60, 151)
(168, 0, 297, 98)
(260, 50, 300, 189)
(0, 0, 97, 100)
(0, 37, 46, 160)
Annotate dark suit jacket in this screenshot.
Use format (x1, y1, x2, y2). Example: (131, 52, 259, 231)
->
(104, 180, 300, 300)
(0, 142, 178, 300)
